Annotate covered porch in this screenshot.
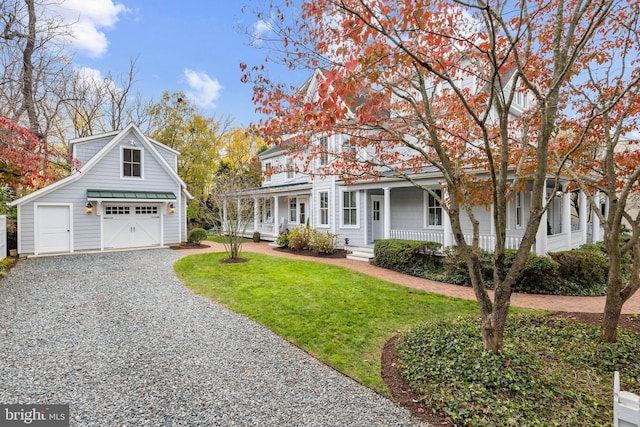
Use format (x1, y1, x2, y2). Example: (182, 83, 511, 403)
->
(351, 180, 605, 255)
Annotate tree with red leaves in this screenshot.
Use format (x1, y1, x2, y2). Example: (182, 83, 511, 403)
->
(0, 117, 74, 192)
(246, 0, 640, 353)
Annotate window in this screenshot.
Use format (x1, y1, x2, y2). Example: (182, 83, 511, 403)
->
(135, 206, 158, 215)
(342, 191, 357, 226)
(264, 161, 272, 183)
(515, 193, 523, 228)
(516, 91, 528, 109)
(372, 199, 381, 221)
(105, 206, 130, 215)
(289, 197, 297, 222)
(319, 136, 328, 165)
(342, 136, 352, 154)
(299, 202, 306, 224)
(286, 158, 294, 179)
(123, 148, 141, 177)
(264, 199, 272, 221)
(319, 192, 329, 226)
(426, 189, 443, 226)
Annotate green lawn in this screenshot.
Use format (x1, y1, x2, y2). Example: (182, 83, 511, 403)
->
(206, 235, 252, 243)
(174, 252, 482, 394)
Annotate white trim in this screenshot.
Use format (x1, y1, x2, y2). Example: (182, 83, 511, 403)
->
(17, 205, 22, 255)
(34, 203, 73, 255)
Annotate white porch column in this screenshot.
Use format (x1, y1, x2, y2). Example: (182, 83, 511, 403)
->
(223, 199, 228, 233)
(535, 190, 548, 255)
(253, 197, 259, 232)
(443, 190, 452, 248)
(562, 190, 572, 249)
(383, 187, 391, 239)
(579, 191, 587, 245)
(273, 195, 280, 234)
(592, 192, 600, 242)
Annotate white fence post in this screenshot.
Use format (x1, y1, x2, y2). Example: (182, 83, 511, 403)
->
(615, 371, 640, 427)
(0, 215, 6, 259)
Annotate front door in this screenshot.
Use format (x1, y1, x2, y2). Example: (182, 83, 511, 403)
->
(372, 196, 384, 241)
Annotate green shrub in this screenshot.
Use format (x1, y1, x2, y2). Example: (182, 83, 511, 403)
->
(187, 228, 208, 244)
(287, 225, 312, 251)
(442, 247, 565, 294)
(309, 231, 337, 254)
(513, 253, 563, 294)
(374, 239, 442, 275)
(549, 249, 608, 295)
(275, 229, 290, 247)
(442, 246, 494, 286)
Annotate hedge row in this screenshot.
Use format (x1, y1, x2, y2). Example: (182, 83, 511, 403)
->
(373, 239, 616, 296)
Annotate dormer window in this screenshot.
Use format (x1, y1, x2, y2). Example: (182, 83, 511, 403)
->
(516, 91, 528, 109)
(319, 136, 328, 165)
(123, 148, 142, 178)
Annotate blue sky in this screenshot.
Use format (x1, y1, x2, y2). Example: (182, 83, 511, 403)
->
(54, 0, 308, 127)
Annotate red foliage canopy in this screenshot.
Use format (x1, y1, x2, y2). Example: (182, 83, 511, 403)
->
(0, 117, 76, 190)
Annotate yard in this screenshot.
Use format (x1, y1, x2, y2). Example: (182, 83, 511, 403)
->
(175, 252, 640, 426)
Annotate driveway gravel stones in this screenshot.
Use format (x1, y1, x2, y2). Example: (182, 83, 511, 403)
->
(0, 249, 424, 426)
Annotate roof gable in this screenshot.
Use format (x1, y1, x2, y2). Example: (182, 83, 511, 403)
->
(11, 124, 191, 206)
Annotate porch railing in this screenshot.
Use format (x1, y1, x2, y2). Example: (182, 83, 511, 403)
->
(390, 230, 444, 245)
(389, 229, 522, 252)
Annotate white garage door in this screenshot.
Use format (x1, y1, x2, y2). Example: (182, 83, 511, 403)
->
(103, 204, 161, 249)
(36, 205, 71, 254)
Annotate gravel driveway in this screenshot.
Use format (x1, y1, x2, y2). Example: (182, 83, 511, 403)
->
(0, 249, 424, 426)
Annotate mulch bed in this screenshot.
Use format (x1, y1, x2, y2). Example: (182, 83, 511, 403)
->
(169, 242, 209, 249)
(381, 311, 640, 425)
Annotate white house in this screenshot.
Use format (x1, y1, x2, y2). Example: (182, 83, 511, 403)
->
(238, 70, 606, 259)
(11, 124, 191, 256)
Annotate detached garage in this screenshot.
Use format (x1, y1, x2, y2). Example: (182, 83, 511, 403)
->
(11, 124, 191, 256)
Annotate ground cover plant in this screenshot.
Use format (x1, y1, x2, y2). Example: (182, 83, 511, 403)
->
(174, 252, 480, 393)
(397, 316, 640, 426)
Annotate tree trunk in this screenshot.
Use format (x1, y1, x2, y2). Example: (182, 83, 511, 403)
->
(601, 285, 622, 342)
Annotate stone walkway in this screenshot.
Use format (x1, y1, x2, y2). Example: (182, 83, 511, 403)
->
(177, 241, 640, 314)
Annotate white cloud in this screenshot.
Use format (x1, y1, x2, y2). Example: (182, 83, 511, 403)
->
(76, 66, 103, 82)
(252, 19, 272, 46)
(51, 0, 128, 58)
(184, 69, 223, 109)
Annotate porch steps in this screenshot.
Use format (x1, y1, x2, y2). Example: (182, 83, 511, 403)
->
(346, 246, 374, 263)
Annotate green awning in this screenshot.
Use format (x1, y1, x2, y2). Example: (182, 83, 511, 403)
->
(87, 189, 176, 200)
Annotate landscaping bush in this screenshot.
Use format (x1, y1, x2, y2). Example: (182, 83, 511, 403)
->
(374, 239, 442, 275)
(309, 230, 338, 254)
(275, 229, 289, 247)
(0, 257, 17, 279)
(441, 247, 565, 294)
(187, 228, 208, 244)
(549, 249, 608, 295)
(287, 225, 312, 251)
(512, 252, 563, 294)
(442, 246, 494, 286)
